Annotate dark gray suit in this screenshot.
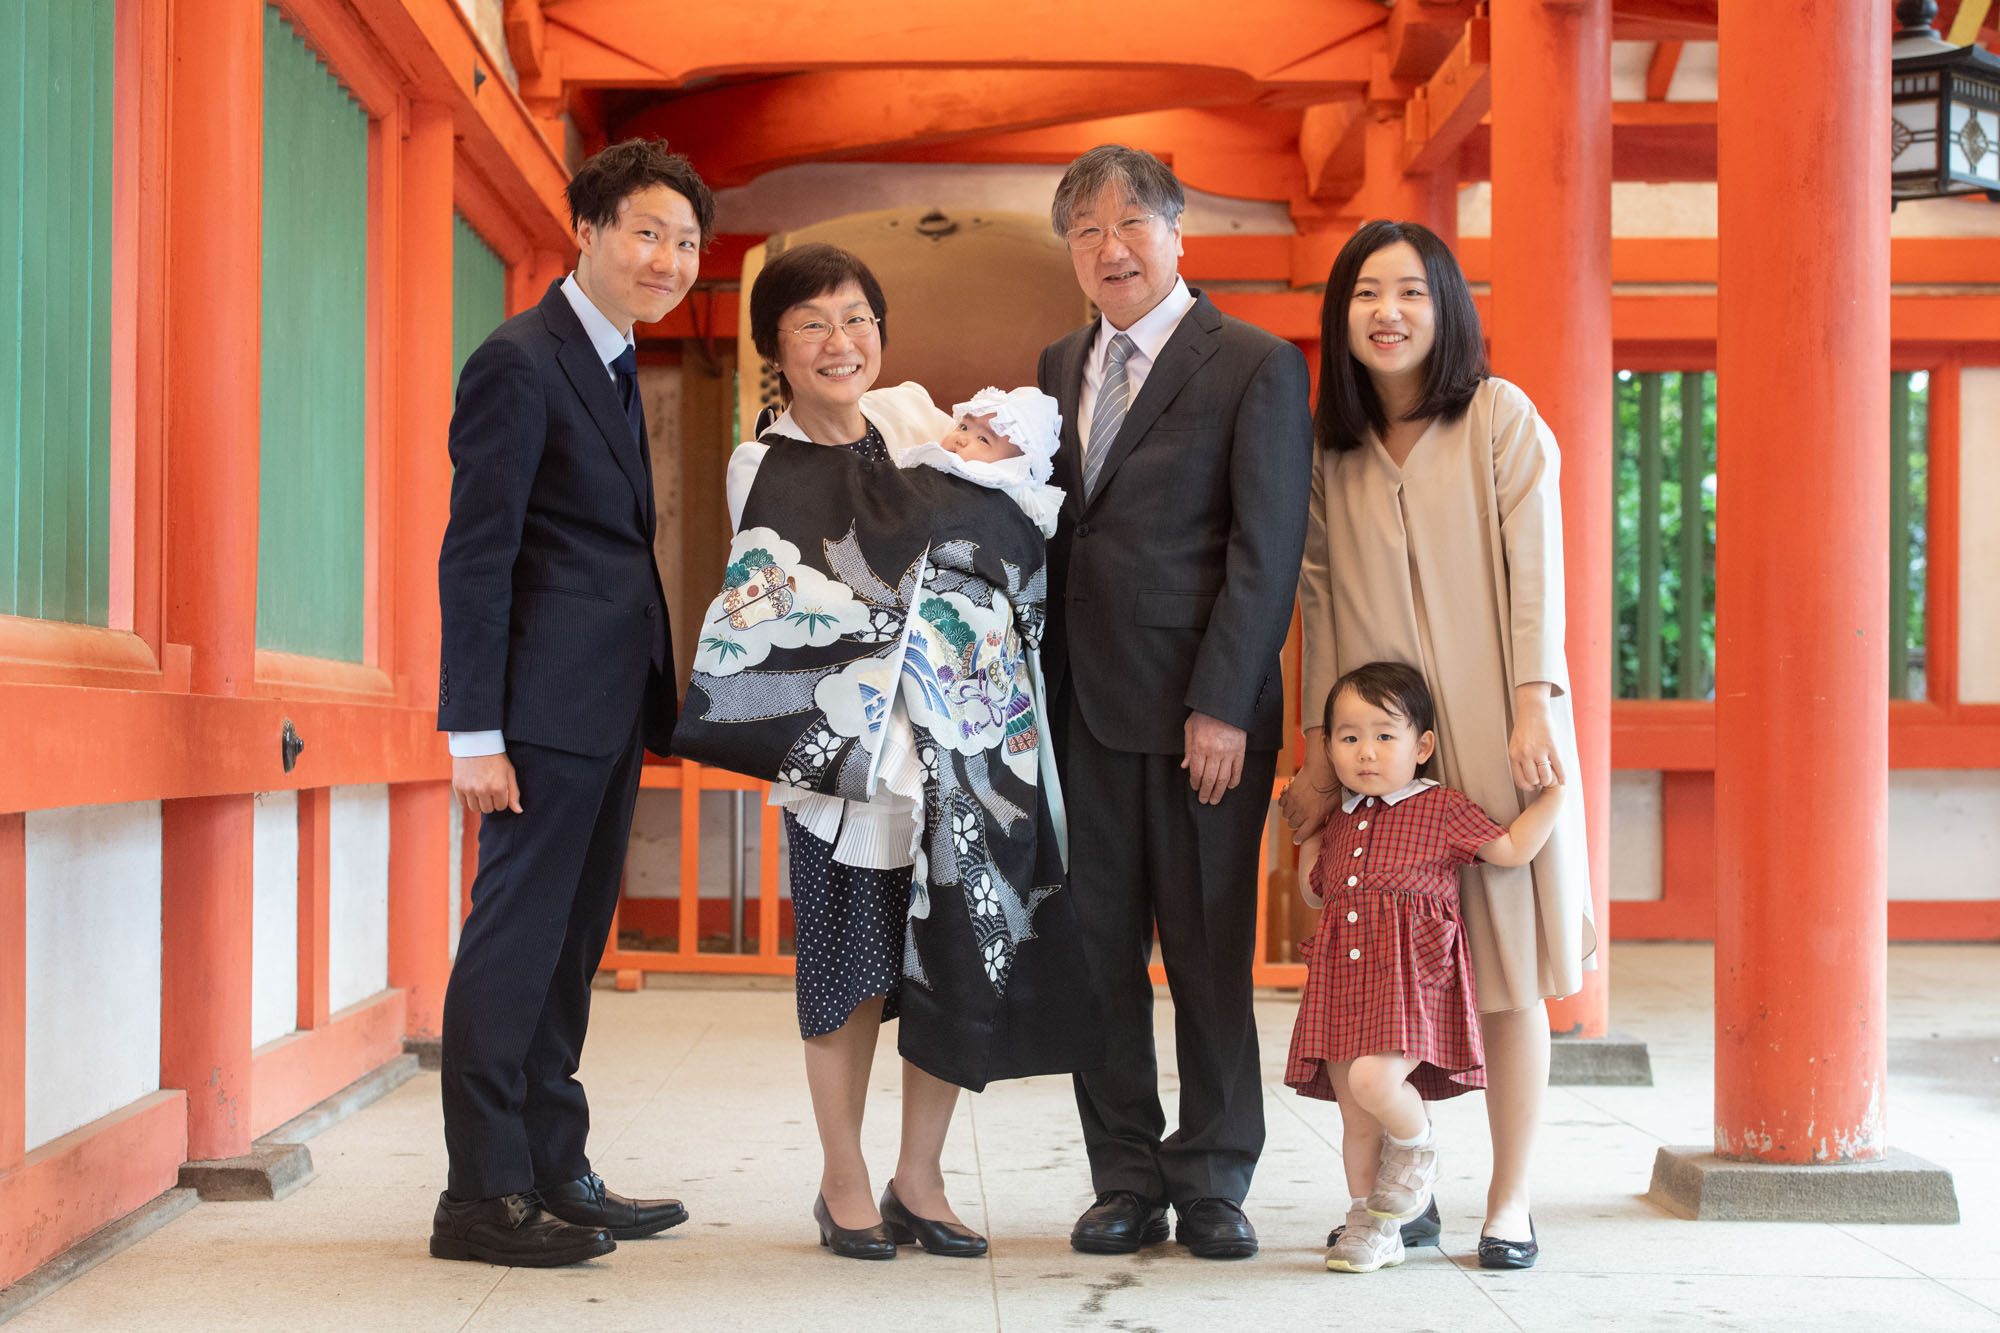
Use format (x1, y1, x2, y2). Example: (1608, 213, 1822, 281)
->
(1038, 291, 1312, 1207)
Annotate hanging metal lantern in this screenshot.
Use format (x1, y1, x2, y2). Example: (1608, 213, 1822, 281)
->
(1891, 0, 2000, 203)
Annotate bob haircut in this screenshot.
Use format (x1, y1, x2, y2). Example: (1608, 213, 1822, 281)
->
(565, 138, 715, 248)
(1314, 220, 1487, 453)
(1322, 660, 1438, 778)
(748, 243, 890, 403)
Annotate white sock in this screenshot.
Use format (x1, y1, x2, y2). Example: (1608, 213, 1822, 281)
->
(1385, 1120, 1433, 1150)
(1349, 1197, 1367, 1211)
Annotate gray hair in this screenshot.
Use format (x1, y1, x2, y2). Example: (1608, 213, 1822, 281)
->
(1049, 145, 1186, 238)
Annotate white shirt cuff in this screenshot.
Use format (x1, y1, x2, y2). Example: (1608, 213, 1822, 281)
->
(448, 730, 506, 758)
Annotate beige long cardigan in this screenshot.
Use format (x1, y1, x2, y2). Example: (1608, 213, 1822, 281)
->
(1298, 376, 1597, 1013)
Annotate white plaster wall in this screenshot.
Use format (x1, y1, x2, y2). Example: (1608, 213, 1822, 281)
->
(448, 797, 464, 960)
(450, 0, 517, 90)
(1889, 770, 2000, 900)
(251, 790, 299, 1048)
(1609, 770, 1665, 902)
(1609, 41, 1716, 103)
(1963, 368, 2000, 703)
(712, 162, 1296, 238)
(23, 802, 162, 1151)
(328, 784, 390, 1012)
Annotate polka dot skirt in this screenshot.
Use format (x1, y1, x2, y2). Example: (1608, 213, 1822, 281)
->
(784, 810, 908, 1039)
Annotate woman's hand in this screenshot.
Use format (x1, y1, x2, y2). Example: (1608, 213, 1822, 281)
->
(1508, 682, 1564, 790)
(1280, 731, 1339, 843)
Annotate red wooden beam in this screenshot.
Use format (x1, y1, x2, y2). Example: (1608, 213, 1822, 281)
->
(544, 0, 1385, 89)
(1403, 15, 1491, 175)
(621, 68, 1261, 189)
(1646, 39, 1684, 100)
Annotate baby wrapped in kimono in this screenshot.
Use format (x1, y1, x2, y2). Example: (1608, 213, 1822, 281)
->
(673, 384, 1099, 1091)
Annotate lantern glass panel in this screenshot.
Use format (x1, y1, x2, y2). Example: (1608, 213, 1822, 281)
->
(1894, 99, 1940, 173)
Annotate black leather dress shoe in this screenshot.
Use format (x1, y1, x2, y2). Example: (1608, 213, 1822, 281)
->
(538, 1172, 688, 1240)
(1071, 1190, 1169, 1255)
(880, 1181, 988, 1257)
(1478, 1216, 1538, 1270)
(814, 1193, 898, 1260)
(430, 1191, 615, 1267)
(1175, 1197, 1258, 1260)
(1330, 1196, 1441, 1249)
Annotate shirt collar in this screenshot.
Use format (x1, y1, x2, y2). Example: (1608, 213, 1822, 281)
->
(561, 272, 635, 370)
(1093, 276, 1194, 365)
(1341, 777, 1438, 813)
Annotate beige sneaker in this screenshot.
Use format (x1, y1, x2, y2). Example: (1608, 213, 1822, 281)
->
(1366, 1133, 1439, 1221)
(1326, 1203, 1405, 1273)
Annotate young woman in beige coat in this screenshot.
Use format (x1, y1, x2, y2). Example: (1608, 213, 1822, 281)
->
(1280, 220, 1596, 1270)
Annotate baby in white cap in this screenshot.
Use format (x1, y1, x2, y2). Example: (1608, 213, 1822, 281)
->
(894, 386, 1066, 536)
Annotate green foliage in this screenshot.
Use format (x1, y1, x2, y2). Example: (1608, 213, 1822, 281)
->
(1612, 370, 1927, 700)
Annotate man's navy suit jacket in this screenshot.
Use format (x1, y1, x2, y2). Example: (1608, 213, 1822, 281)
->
(437, 280, 675, 759)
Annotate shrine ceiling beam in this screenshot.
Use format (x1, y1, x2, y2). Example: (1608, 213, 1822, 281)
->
(537, 0, 1385, 89)
(619, 68, 1263, 188)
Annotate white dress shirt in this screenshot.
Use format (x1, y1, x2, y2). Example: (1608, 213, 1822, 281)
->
(1075, 276, 1197, 463)
(448, 274, 635, 759)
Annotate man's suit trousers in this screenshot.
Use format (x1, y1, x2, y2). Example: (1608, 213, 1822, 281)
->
(1059, 688, 1276, 1208)
(439, 719, 647, 1201)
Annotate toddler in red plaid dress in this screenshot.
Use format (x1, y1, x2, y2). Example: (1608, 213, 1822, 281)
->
(1283, 662, 1565, 1274)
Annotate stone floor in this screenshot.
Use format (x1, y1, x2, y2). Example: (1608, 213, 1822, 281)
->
(11, 943, 1999, 1331)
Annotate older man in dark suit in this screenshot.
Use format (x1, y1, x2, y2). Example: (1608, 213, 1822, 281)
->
(1038, 145, 1313, 1260)
(432, 140, 709, 1267)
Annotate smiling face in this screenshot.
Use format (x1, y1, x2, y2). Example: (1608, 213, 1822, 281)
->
(1065, 183, 1184, 330)
(773, 280, 881, 413)
(938, 412, 1024, 464)
(1345, 240, 1437, 389)
(573, 184, 701, 334)
(1325, 685, 1436, 798)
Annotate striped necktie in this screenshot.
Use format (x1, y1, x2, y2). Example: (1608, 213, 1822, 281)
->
(1084, 332, 1137, 500)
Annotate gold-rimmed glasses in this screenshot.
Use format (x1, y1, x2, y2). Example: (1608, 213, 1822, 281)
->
(780, 313, 881, 343)
(1063, 213, 1160, 252)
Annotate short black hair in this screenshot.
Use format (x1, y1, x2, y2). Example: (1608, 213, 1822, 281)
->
(1314, 220, 1487, 452)
(1323, 660, 1437, 757)
(566, 138, 715, 247)
(1050, 144, 1186, 237)
(748, 243, 889, 402)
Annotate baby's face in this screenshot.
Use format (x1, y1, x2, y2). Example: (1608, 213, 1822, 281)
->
(939, 413, 1024, 464)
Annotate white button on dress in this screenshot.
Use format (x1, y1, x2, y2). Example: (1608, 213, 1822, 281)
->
(1346, 875, 1358, 886)
(1351, 847, 1363, 858)
(1347, 948, 1361, 960)
(1357, 821, 1368, 830)
(1346, 910, 1358, 923)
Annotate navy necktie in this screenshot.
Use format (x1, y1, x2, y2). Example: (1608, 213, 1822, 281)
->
(611, 344, 645, 448)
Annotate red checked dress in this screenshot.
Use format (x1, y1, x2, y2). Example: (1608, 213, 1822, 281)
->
(1284, 783, 1503, 1102)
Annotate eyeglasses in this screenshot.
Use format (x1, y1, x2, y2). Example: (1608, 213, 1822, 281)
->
(1063, 214, 1161, 252)
(780, 314, 880, 343)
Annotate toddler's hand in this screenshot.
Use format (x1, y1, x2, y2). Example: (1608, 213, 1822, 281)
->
(1297, 837, 1324, 908)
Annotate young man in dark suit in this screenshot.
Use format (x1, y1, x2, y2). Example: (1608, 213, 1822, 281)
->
(1037, 145, 1313, 1260)
(431, 140, 710, 1267)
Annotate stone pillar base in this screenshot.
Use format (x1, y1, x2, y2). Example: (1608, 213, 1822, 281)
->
(1549, 1032, 1653, 1085)
(1646, 1146, 1960, 1223)
(177, 1143, 314, 1201)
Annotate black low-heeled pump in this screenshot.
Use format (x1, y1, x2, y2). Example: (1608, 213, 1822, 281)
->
(813, 1193, 897, 1260)
(1477, 1216, 1538, 1270)
(879, 1181, 989, 1257)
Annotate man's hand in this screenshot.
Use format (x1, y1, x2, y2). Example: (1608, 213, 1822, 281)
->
(1280, 730, 1339, 843)
(1182, 710, 1247, 806)
(454, 752, 523, 815)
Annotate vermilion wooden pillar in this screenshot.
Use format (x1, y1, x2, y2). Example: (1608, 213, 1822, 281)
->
(1490, 0, 1612, 1038)
(1714, 3, 1888, 1163)
(157, 0, 263, 1162)
(387, 101, 457, 1040)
